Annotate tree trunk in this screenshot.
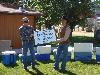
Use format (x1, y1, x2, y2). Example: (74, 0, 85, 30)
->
(82, 25, 85, 31)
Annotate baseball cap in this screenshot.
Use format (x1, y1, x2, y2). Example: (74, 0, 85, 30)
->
(22, 17, 29, 22)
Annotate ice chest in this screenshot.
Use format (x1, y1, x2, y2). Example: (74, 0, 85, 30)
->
(74, 43, 93, 52)
(96, 55, 100, 61)
(2, 51, 16, 65)
(95, 47, 100, 61)
(74, 52, 92, 61)
(35, 53, 50, 61)
(37, 45, 51, 54)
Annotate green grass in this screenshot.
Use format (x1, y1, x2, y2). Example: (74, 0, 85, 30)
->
(0, 54, 100, 75)
(0, 36, 100, 75)
(50, 36, 100, 47)
(70, 36, 95, 46)
(50, 36, 95, 47)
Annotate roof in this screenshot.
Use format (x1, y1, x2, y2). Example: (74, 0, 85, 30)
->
(0, 3, 43, 16)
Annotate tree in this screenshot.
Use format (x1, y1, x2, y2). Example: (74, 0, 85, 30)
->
(1, 0, 94, 30)
(33, 0, 94, 30)
(85, 18, 94, 32)
(0, 0, 18, 3)
(31, 0, 69, 28)
(66, 0, 95, 30)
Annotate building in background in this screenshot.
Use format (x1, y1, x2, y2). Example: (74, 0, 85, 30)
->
(0, 3, 43, 48)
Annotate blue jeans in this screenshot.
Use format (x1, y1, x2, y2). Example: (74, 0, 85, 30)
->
(54, 44, 68, 70)
(22, 40, 35, 68)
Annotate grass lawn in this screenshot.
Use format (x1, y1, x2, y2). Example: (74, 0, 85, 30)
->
(0, 36, 100, 75)
(0, 54, 100, 75)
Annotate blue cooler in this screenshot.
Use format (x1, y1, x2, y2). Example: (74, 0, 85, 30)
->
(96, 55, 100, 61)
(96, 47, 100, 61)
(74, 43, 93, 61)
(74, 52, 92, 61)
(35, 53, 50, 61)
(2, 51, 16, 65)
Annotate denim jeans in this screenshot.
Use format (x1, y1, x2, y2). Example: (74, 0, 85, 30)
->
(22, 40, 35, 68)
(54, 44, 68, 70)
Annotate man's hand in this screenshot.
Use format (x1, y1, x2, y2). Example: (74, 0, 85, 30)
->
(50, 41, 56, 43)
(50, 39, 60, 43)
(30, 34, 34, 37)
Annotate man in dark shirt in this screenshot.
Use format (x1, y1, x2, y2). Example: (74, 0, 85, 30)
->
(53, 15, 71, 71)
(19, 17, 35, 70)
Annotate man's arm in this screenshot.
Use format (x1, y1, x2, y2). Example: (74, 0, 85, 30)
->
(56, 27, 71, 43)
(19, 27, 29, 40)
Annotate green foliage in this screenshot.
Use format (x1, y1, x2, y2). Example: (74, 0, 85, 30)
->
(49, 36, 95, 47)
(70, 36, 95, 46)
(0, 0, 18, 3)
(50, 42, 58, 47)
(1, 0, 95, 29)
(93, 0, 100, 10)
(33, 0, 95, 29)
(67, 0, 95, 29)
(31, 0, 69, 28)
(3, 0, 94, 29)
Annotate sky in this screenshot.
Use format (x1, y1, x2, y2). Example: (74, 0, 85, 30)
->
(91, 0, 95, 2)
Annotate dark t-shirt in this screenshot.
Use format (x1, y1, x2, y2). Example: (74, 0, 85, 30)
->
(19, 25, 34, 41)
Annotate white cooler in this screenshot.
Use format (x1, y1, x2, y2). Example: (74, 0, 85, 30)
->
(37, 45, 51, 54)
(74, 43, 93, 61)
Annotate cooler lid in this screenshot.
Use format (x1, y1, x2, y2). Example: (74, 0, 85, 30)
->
(2, 51, 16, 55)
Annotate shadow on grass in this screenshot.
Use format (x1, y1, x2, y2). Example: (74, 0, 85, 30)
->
(69, 59, 75, 62)
(37, 59, 55, 64)
(0, 55, 2, 63)
(57, 70, 76, 75)
(80, 59, 100, 65)
(35, 62, 40, 65)
(26, 67, 44, 75)
(3, 63, 19, 68)
(68, 59, 100, 65)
